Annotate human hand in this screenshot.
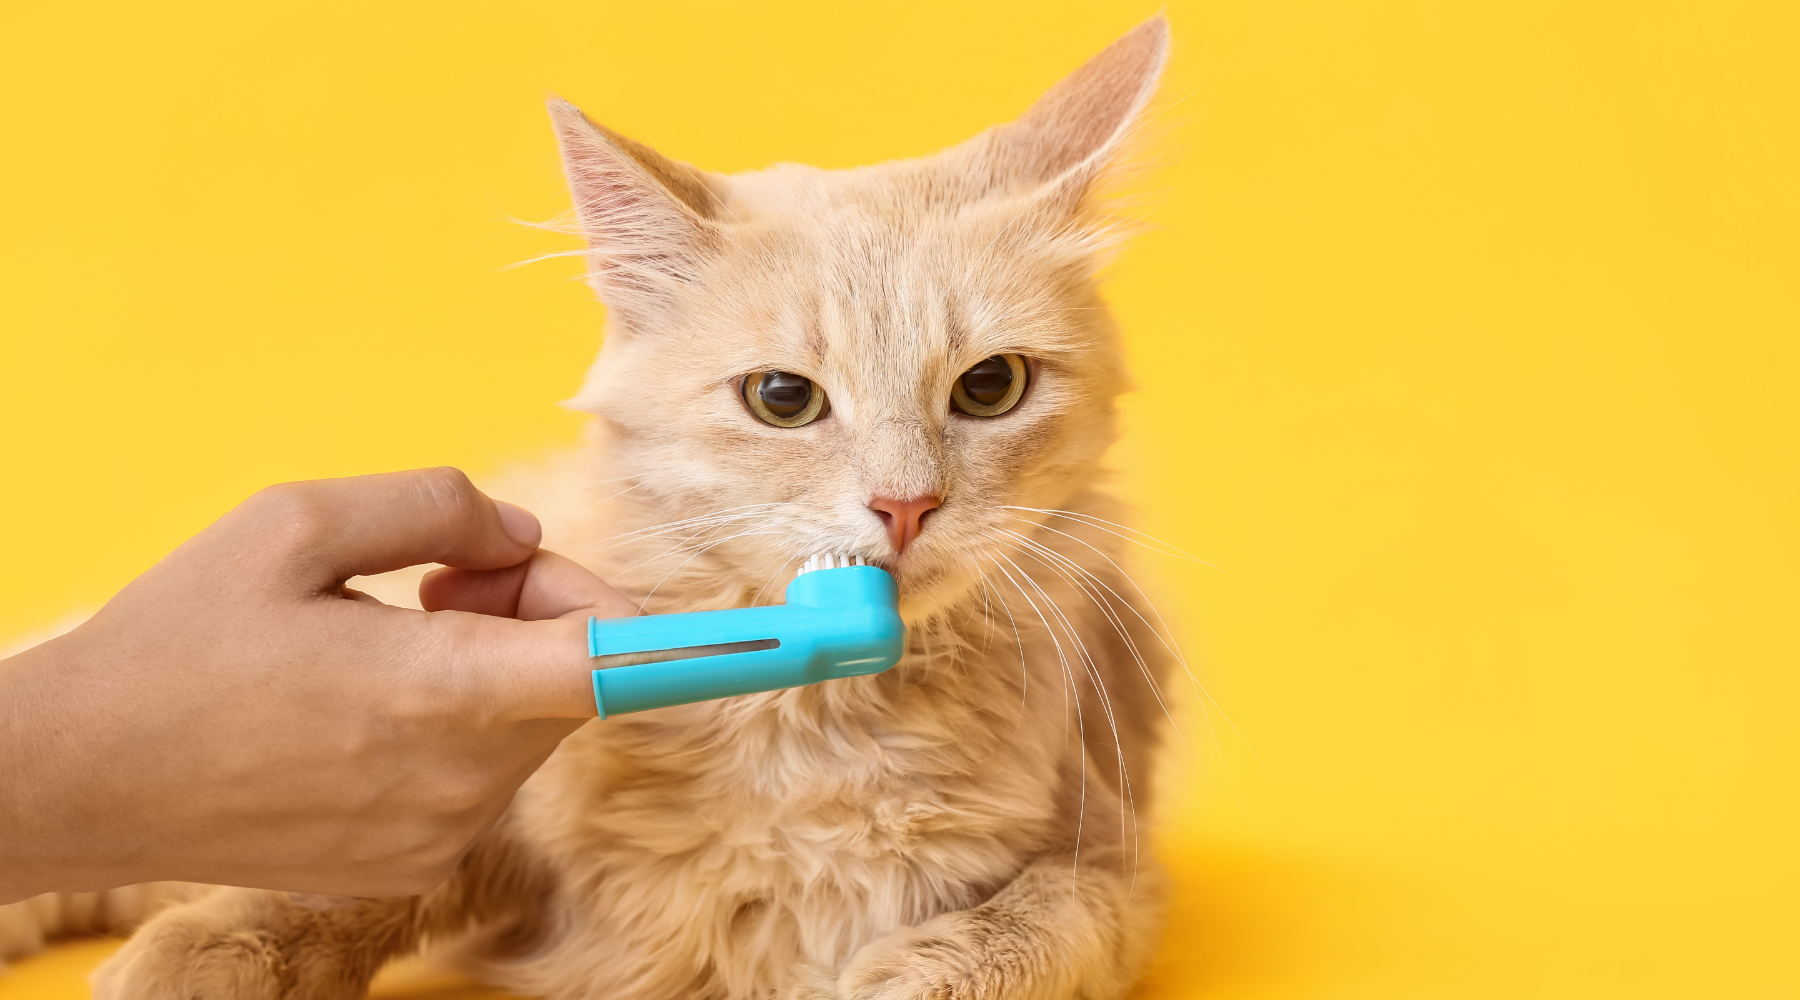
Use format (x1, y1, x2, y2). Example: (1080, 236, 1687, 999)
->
(0, 468, 634, 904)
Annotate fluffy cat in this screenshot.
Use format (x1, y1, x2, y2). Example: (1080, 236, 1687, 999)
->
(6, 16, 1179, 999)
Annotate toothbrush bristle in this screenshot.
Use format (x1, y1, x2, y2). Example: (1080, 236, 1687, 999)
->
(798, 551, 867, 575)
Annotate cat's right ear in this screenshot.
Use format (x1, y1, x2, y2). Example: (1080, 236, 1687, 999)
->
(549, 98, 721, 327)
(965, 16, 1169, 207)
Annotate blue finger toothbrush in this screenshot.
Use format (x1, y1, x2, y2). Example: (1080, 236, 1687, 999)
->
(585, 554, 905, 718)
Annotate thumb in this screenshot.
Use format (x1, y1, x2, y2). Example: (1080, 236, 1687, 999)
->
(242, 468, 542, 586)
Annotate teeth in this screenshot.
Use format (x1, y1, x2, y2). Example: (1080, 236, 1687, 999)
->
(797, 552, 866, 575)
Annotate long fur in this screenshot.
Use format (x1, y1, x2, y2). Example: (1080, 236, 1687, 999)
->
(3, 17, 1180, 999)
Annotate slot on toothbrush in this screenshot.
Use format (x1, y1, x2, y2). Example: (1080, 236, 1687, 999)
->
(585, 553, 904, 718)
(589, 638, 779, 670)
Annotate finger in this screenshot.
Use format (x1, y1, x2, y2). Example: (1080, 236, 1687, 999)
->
(420, 550, 637, 621)
(517, 551, 639, 621)
(416, 553, 639, 720)
(244, 468, 542, 585)
(427, 613, 599, 719)
(420, 563, 528, 618)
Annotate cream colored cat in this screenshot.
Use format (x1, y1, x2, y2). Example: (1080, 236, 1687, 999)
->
(5, 17, 1178, 999)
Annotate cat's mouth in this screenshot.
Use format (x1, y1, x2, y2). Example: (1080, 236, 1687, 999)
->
(788, 550, 914, 591)
(780, 529, 977, 621)
(781, 551, 928, 623)
(807, 549, 974, 625)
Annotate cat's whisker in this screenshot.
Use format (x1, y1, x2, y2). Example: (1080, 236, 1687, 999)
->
(987, 553, 1113, 880)
(749, 558, 798, 608)
(583, 479, 647, 510)
(992, 527, 1182, 715)
(990, 538, 1154, 884)
(595, 521, 765, 553)
(983, 528, 1167, 880)
(1000, 514, 1191, 666)
(986, 557, 1080, 856)
(578, 474, 648, 486)
(591, 507, 790, 554)
(985, 510, 1269, 890)
(635, 524, 793, 611)
(629, 513, 796, 565)
(996, 509, 1237, 742)
(624, 524, 805, 588)
(625, 508, 808, 599)
(598, 505, 785, 556)
(604, 489, 823, 566)
(993, 551, 1124, 736)
(993, 527, 1189, 757)
(996, 505, 1207, 563)
(598, 503, 787, 542)
(990, 549, 1139, 874)
(974, 568, 1032, 722)
(499, 246, 597, 271)
(993, 517, 1264, 773)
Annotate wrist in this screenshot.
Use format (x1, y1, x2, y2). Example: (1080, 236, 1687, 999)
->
(0, 630, 146, 902)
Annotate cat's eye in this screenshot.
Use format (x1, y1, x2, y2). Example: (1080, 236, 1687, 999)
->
(951, 354, 1029, 417)
(743, 371, 828, 427)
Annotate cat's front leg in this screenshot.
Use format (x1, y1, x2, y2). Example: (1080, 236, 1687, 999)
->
(827, 854, 1166, 1000)
(90, 830, 551, 999)
(89, 888, 420, 1000)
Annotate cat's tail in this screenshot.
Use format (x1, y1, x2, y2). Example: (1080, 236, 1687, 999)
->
(0, 884, 215, 968)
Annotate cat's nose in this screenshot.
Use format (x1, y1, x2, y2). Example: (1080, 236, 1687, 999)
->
(869, 495, 942, 555)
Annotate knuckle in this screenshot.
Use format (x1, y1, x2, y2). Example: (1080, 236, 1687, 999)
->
(414, 466, 482, 523)
(247, 481, 334, 550)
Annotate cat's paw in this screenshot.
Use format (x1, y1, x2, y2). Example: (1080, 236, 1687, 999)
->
(90, 888, 376, 1000)
(833, 919, 991, 1000)
(91, 913, 289, 1000)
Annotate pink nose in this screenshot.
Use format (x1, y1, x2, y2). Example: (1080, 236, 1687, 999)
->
(869, 495, 942, 555)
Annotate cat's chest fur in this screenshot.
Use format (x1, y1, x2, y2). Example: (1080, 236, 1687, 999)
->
(507, 636, 1071, 974)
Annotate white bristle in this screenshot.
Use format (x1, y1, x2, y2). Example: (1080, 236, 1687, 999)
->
(798, 551, 867, 575)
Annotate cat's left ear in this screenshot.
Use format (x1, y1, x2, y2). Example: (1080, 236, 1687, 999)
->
(965, 15, 1169, 206)
(549, 98, 722, 328)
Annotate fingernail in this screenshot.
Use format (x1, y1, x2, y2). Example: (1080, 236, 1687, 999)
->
(495, 501, 542, 549)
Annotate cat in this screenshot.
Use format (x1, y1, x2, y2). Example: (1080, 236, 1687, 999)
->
(6, 16, 1179, 999)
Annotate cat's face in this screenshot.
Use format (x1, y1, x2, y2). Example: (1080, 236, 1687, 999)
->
(555, 20, 1167, 620)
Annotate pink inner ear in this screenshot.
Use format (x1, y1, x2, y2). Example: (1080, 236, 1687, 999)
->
(980, 16, 1169, 190)
(566, 141, 682, 290)
(550, 100, 709, 312)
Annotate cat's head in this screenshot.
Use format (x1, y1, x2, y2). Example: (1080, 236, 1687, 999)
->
(555, 18, 1167, 620)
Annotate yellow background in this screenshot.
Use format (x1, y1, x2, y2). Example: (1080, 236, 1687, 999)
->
(2, 2, 1795, 997)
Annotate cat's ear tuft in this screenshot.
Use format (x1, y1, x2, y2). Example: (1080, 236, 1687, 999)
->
(549, 98, 721, 325)
(971, 15, 1169, 201)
